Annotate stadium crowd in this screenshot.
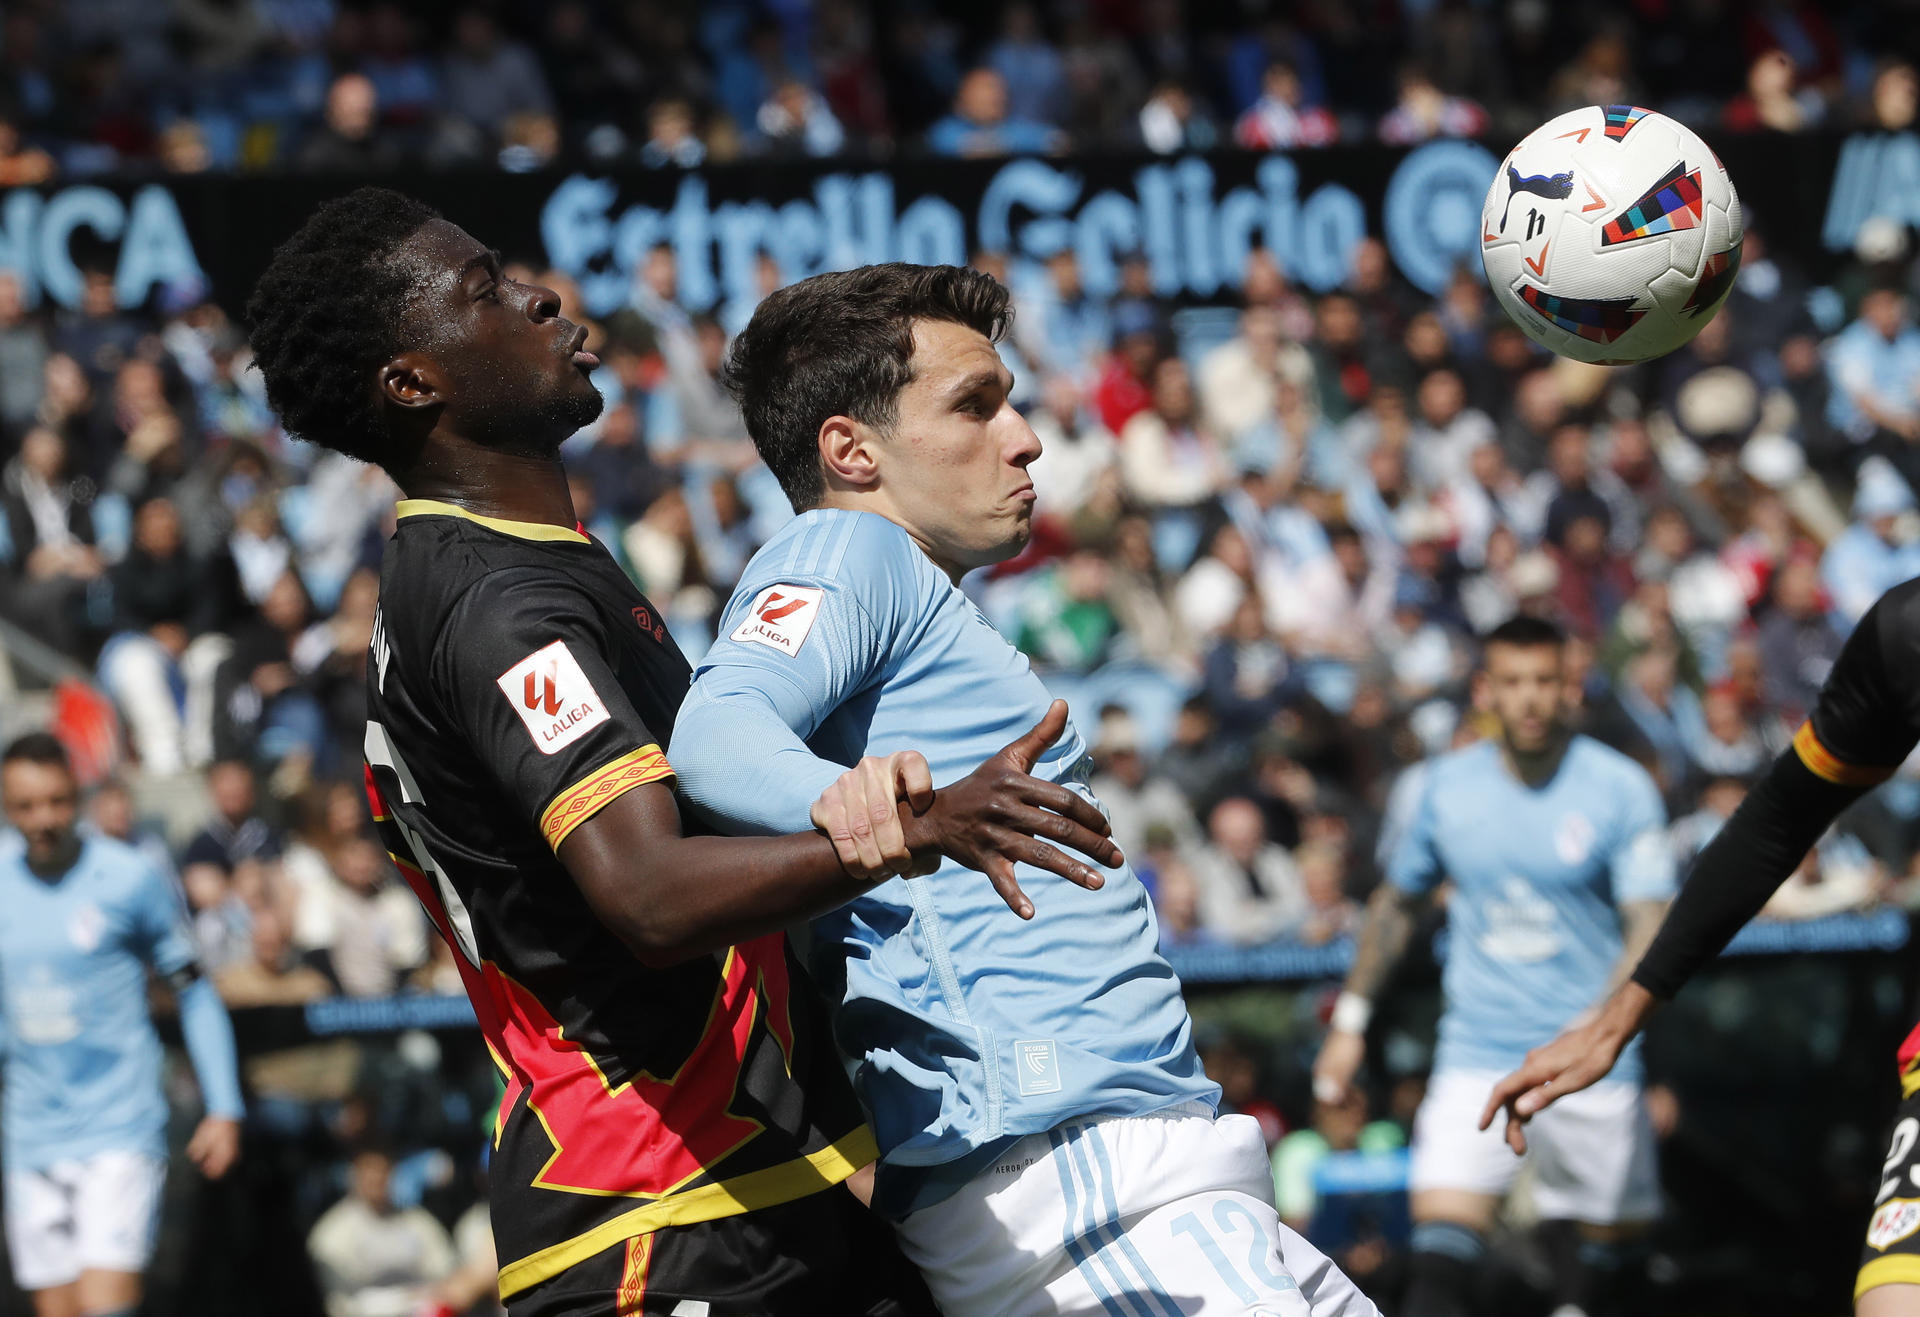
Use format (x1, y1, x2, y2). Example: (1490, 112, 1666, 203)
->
(0, 0, 1915, 176)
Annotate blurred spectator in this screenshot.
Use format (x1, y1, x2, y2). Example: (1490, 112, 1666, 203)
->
(0, 112, 54, 185)
(1377, 65, 1487, 144)
(1189, 796, 1309, 944)
(1025, 374, 1115, 519)
(756, 78, 846, 157)
(639, 97, 707, 169)
(1822, 458, 1920, 625)
(307, 1146, 455, 1317)
(1090, 709, 1203, 862)
(185, 759, 280, 869)
(1137, 80, 1217, 154)
(441, 9, 554, 143)
(985, 4, 1065, 129)
(0, 269, 49, 436)
(1868, 59, 1918, 132)
(300, 75, 404, 171)
(1234, 60, 1337, 149)
(1756, 554, 1842, 722)
(1119, 357, 1230, 511)
(1, 426, 105, 654)
(927, 67, 1062, 157)
(1826, 285, 1920, 486)
(1725, 48, 1821, 133)
(319, 836, 428, 998)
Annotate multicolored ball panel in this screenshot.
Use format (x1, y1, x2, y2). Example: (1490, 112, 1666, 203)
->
(1516, 284, 1648, 344)
(1684, 239, 1744, 317)
(1603, 105, 1653, 140)
(1600, 162, 1704, 245)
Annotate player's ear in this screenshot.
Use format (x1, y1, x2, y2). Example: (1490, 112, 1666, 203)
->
(819, 414, 879, 489)
(379, 353, 444, 413)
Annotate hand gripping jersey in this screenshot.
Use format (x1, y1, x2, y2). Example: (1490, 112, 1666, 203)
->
(1386, 735, 1676, 1080)
(362, 501, 871, 1304)
(671, 509, 1216, 1218)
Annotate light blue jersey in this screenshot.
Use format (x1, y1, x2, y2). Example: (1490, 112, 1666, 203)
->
(673, 509, 1216, 1215)
(0, 836, 244, 1171)
(1386, 736, 1675, 1082)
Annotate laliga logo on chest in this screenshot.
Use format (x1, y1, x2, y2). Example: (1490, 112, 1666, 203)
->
(731, 585, 824, 658)
(497, 640, 611, 754)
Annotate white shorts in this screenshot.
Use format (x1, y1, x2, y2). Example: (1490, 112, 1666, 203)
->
(4, 1150, 167, 1291)
(896, 1101, 1382, 1317)
(1409, 1068, 1660, 1225)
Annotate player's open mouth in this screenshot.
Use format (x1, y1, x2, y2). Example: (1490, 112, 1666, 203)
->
(563, 325, 599, 370)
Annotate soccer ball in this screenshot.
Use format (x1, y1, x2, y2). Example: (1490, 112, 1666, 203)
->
(1481, 105, 1743, 366)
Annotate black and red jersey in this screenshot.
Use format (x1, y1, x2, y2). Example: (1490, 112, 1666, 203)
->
(361, 499, 871, 1304)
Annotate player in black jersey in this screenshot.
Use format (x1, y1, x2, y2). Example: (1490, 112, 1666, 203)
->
(1480, 575, 1920, 1315)
(245, 188, 1127, 1317)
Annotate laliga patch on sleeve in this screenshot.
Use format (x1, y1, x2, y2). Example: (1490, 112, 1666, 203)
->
(730, 584, 824, 658)
(497, 639, 610, 755)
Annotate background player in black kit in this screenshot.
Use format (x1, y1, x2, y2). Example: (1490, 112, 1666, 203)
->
(245, 187, 1127, 1317)
(1480, 574, 1920, 1316)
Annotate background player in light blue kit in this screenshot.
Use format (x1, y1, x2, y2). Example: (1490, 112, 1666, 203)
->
(670, 264, 1378, 1317)
(0, 733, 245, 1317)
(1313, 616, 1675, 1317)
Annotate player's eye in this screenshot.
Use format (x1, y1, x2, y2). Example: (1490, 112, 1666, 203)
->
(477, 283, 501, 303)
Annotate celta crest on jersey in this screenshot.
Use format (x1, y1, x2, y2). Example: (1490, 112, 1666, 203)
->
(497, 639, 610, 753)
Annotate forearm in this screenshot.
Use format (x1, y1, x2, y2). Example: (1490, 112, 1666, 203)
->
(671, 684, 846, 836)
(177, 976, 245, 1119)
(1631, 750, 1861, 999)
(563, 816, 877, 966)
(1339, 884, 1422, 1005)
(1605, 900, 1668, 996)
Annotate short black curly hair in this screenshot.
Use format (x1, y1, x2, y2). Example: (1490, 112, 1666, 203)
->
(246, 187, 440, 465)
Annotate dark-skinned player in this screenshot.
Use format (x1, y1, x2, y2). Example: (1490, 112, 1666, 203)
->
(1480, 576, 1920, 1316)
(245, 188, 1126, 1317)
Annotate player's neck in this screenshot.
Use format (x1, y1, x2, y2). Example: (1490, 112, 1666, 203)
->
(399, 443, 578, 530)
(23, 833, 82, 882)
(1500, 724, 1572, 789)
(816, 492, 970, 583)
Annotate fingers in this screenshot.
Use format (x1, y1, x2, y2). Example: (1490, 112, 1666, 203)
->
(1478, 1071, 1531, 1132)
(815, 775, 888, 880)
(858, 757, 911, 875)
(1003, 830, 1108, 891)
(1504, 1110, 1530, 1156)
(983, 854, 1034, 919)
(894, 752, 935, 813)
(1017, 777, 1121, 863)
(1000, 699, 1069, 773)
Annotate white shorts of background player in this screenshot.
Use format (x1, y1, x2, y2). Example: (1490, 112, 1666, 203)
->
(5, 1150, 167, 1291)
(1409, 1068, 1661, 1224)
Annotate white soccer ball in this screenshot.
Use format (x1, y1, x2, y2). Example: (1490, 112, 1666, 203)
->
(1481, 105, 1743, 366)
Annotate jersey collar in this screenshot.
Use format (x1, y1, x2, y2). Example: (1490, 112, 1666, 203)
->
(395, 499, 590, 544)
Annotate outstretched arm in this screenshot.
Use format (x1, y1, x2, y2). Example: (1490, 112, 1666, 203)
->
(178, 974, 244, 1178)
(564, 702, 1121, 967)
(1480, 748, 1868, 1153)
(1311, 882, 1426, 1105)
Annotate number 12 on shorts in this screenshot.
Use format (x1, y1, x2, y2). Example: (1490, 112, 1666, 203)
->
(1170, 1201, 1302, 1308)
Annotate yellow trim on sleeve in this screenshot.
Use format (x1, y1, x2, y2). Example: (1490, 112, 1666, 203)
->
(1857, 1252, 1920, 1298)
(495, 1125, 878, 1299)
(539, 745, 674, 850)
(1793, 721, 1896, 788)
(396, 498, 590, 544)
(1902, 1064, 1920, 1101)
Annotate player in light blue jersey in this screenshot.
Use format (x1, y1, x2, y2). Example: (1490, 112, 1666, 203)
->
(1312, 617, 1675, 1317)
(0, 733, 244, 1317)
(670, 264, 1377, 1317)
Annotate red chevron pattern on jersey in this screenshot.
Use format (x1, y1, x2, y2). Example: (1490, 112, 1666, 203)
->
(1600, 161, 1704, 245)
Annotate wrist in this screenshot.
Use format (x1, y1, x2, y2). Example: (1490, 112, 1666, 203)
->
(1330, 991, 1373, 1036)
(1599, 981, 1658, 1041)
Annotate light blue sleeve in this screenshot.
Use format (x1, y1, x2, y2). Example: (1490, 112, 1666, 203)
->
(1609, 764, 1676, 906)
(671, 558, 898, 838)
(1385, 772, 1444, 896)
(177, 977, 245, 1120)
(131, 864, 244, 1119)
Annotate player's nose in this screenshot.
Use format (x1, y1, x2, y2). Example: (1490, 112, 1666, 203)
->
(523, 281, 562, 323)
